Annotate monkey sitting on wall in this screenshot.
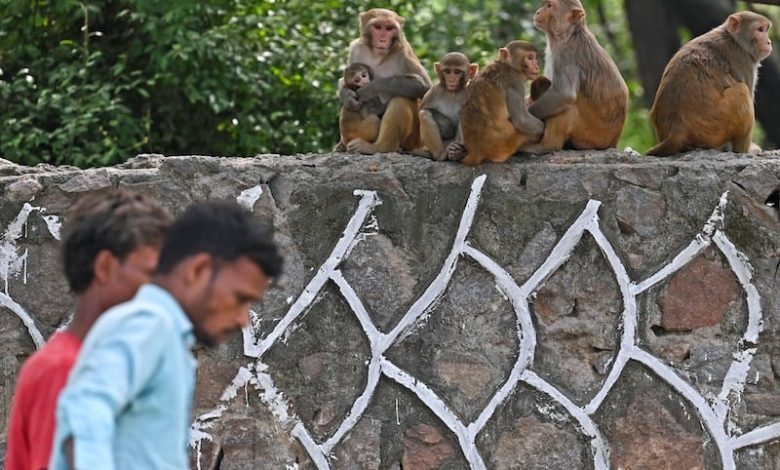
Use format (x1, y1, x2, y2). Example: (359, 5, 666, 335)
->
(448, 40, 544, 166)
(413, 52, 478, 161)
(336, 63, 385, 152)
(648, 11, 773, 156)
(522, 0, 629, 153)
(338, 8, 431, 154)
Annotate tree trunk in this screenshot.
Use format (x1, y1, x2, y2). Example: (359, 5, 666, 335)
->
(624, 0, 680, 108)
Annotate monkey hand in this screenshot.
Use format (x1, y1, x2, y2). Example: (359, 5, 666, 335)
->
(356, 83, 380, 102)
(340, 88, 361, 111)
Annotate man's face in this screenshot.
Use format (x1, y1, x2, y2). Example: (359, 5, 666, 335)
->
(191, 256, 269, 347)
(104, 244, 160, 308)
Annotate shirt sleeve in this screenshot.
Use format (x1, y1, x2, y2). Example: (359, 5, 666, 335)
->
(49, 308, 170, 470)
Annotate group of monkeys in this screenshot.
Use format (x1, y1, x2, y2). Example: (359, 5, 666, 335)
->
(335, 1, 774, 166)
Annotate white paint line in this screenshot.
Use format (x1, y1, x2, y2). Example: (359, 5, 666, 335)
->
(253, 361, 293, 424)
(522, 370, 610, 470)
(250, 191, 380, 358)
(42, 215, 62, 240)
(732, 422, 780, 450)
(632, 238, 710, 295)
(712, 231, 763, 422)
(632, 348, 736, 470)
(322, 355, 382, 453)
(584, 222, 638, 414)
(381, 359, 487, 470)
(331, 270, 383, 344)
(519, 200, 600, 299)
(585, 352, 632, 415)
(633, 192, 727, 295)
(382, 175, 486, 351)
(0, 292, 44, 348)
(237, 185, 263, 211)
(220, 366, 254, 401)
(292, 423, 331, 469)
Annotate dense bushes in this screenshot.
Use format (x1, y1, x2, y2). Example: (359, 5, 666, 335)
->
(0, 0, 651, 167)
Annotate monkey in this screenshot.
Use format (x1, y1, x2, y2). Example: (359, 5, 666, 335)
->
(447, 40, 544, 166)
(647, 11, 773, 156)
(413, 52, 478, 161)
(529, 76, 552, 106)
(338, 8, 432, 154)
(335, 63, 385, 151)
(522, 0, 629, 154)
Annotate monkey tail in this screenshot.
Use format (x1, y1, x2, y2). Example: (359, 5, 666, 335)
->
(646, 138, 682, 157)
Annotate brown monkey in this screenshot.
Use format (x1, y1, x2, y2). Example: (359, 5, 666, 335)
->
(449, 41, 544, 166)
(414, 52, 478, 161)
(523, 0, 629, 153)
(336, 63, 384, 151)
(529, 76, 552, 105)
(648, 11, 773, 156)
(339, 8, 432, 154)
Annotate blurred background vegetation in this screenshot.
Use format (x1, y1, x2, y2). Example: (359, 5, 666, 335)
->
(1, 0, 778, 167)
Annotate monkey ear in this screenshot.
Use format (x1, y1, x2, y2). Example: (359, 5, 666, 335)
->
(726, 15, 741, 34)
(499, 48, 509, 62)
(434, 62, 442, 76)
(469, 64, 479, 79)
(570, 7, 585, 23)
(396, 14, 405, 28)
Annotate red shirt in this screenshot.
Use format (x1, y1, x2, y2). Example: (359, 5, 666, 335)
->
(5, 332, 82, 470)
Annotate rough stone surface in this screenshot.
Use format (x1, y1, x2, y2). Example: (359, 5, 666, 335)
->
(662, 256, 739, 331)
(610, 396, 705, 470)
(1, 151, 780, 469)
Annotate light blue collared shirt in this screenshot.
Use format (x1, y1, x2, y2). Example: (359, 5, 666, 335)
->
(50, 284, 197, 470)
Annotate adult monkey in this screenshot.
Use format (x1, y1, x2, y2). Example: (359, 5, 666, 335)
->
(523, 0, 629, 153)
(450, 41, 545, 166)
(415, 52, 478, 161)
(339, 8, 432, 154)
(648, 11, 772, 156)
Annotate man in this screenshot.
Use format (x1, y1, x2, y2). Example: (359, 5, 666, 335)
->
(49, 199, 283, 470)
(5, 190, 172, 470)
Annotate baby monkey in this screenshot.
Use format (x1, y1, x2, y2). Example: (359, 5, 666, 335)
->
(336, 63, 385, 151)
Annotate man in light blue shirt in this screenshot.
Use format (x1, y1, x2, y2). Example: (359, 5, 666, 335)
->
(50, 200, 283, 470)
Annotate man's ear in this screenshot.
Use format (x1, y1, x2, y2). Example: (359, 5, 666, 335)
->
(92, 249, 119, 285)
(183, 253, 214, 288)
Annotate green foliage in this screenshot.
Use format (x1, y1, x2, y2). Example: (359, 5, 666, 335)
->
(1, 0, 655, 167)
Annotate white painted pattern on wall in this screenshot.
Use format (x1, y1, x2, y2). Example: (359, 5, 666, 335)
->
(187, 175, 780, 469)
(1, 203, 60, 349)
(0, 179, 776, 468)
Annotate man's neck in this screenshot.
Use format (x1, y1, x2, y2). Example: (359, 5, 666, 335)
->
(66, 295, 103, 341)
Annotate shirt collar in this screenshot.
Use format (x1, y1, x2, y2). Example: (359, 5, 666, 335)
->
(135, 284, 195, 347)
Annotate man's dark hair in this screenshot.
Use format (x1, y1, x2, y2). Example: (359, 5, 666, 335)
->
(61, 190, 173, 294)
(156, 200, 283, 278)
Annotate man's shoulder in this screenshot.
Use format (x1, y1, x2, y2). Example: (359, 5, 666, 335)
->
(95, 297, 177, 332)
(17, 333, 80, 390)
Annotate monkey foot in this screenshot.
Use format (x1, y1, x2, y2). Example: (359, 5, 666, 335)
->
(445, 142, 468, 162)
(333, 141, 348, 152)
(346, 138, 379, 154)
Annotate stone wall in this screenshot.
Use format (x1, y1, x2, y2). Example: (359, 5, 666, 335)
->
(1, 151, 780, 469)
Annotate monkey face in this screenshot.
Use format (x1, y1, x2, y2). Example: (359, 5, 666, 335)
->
(534, 0, 556, 32)
(523, 52, 541, 80)
(368, 18, 399, 50)
(351, 69, 371, 88)
(440, 67, 467, 91)
(753, 20, 773, 60)
(534, 0, 584, 36)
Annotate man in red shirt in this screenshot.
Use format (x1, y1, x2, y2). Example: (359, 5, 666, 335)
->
(5, 190, 171, 470)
